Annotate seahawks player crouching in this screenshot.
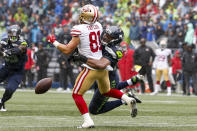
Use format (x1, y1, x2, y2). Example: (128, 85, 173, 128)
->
(70, 26, 142, 115)
(0, 25, 27, 111)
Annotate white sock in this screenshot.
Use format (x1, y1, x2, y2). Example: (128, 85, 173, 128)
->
(121, 94, 131, 103)
(82, 113, 92, 121)
(121, 100, 126, 104)
(167, 87, 171, 94)
(127, 79, 133, 85)
(155, 84, 160, 93)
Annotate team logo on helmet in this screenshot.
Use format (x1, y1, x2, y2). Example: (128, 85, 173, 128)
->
(79, 4, 99, 24)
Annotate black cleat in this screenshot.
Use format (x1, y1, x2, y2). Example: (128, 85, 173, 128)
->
(0, 99, 6, 112)
(128, 92, 142, 103)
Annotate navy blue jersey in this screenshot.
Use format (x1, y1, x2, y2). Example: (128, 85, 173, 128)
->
(102, 45, 119, 69)
(0, 38, 27, 71)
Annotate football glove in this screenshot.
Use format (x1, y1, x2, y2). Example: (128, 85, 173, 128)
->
(3, 49, 12, 57)
(68, 52, 88, 63)
(46, 34, 56, 43)
(0, 41, 7, 51)
(130, 75, 144, 85)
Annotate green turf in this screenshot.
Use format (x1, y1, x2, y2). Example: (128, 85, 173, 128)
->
(0, 90, 197, 131)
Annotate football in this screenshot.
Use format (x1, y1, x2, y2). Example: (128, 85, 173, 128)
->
(35, 78, 52, 94)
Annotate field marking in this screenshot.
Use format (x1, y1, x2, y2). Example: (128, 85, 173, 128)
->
(1, 88, 197, 97)
(0, 123, 197, 128)
(142, 100, 179, 104)
(1, 115, 197, 128)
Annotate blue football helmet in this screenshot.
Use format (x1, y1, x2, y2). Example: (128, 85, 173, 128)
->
(7, 25, 21, 43)
(101, 26, 124, 46)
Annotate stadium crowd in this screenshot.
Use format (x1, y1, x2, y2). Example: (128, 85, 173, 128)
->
(0, 0, 197, 95)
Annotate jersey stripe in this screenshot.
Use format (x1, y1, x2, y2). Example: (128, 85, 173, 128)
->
(74, 68, 89, 94)
(91, 5, 97, 23)
(71, 30, 81, 33)
(71, 33, 81, 36)
(71, 30, 81, 36)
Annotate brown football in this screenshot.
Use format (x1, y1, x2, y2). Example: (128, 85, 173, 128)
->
(35, 78, 52, 94)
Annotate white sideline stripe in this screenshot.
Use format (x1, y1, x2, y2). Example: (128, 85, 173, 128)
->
(0, 116, 197, 128)
(0, 88, 196, 97)
(0, 88, 75, 94)
(0, 123, 197, 128)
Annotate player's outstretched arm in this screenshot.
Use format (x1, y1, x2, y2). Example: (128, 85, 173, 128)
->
(86, 57, 111, 69)
(70, 52, 111, 69)
(47, 34, 79, 55)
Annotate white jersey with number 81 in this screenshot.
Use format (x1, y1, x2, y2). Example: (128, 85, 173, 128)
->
(71, 22, 103, 70)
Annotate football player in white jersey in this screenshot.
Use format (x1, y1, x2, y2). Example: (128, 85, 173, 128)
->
(47, 4, 137, 128)
(151, 40, 172, 96)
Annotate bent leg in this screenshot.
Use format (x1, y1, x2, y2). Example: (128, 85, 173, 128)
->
(2, 72, 23, 103)
(72, 68, 105, 115)
(89, 87, 122, 115)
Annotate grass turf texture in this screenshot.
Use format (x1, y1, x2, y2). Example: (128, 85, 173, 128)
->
(0, 90, 197, 131)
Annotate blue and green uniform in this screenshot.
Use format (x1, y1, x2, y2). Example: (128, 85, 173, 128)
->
(0, 37, 27, 104)
(89, 45, 129, 115)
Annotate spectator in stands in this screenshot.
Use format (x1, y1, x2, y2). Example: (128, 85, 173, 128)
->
(167, 30, 178, 49)
(146, 21, 156, 42)
(182, 44, 197, 95)
(35, 43, 50, 81)
(185, 23, 195, 45)
(133, 38, 156, 93)
(129, 20, 140, 49)
(57, 25, 71, 44)
(176, 28, 185, 48)
(13, 7, 28, 25)
(61, 13, 72, 26)
(155, 24, 165, 41)
(140, 21, 148, 39)
(30, 23, 41, 44)
(166, 22, 175, 36)
(121, 21, 131, 45)
(178, 1, 190, 17)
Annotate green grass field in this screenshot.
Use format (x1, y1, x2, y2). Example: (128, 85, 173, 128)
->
(0, 90, 197, 131)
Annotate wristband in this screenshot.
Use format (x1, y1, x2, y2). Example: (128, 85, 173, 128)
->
(53, 41, 60, 48)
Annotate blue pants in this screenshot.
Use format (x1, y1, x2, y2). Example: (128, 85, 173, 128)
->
(0, 66, 23, 103)
(89, 71, 128, 115)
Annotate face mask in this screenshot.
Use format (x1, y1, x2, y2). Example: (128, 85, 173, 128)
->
(9, 36, 17, 42)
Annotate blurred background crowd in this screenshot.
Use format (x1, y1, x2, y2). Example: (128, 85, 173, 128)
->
(0, 0, 197, 95)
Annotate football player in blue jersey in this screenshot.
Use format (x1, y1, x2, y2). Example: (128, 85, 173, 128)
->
(0, 25, 28, 111)
(70, 26, 142, 115)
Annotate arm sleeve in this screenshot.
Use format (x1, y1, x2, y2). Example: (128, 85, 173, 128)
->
(71, 26, 82, 37)
(102, 47, 114, 64)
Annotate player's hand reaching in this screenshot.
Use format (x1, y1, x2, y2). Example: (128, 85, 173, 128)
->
(3, 49, 12, 57)
(46, 34, 56, 43)
(130, 75, 144, 85)
(0, 41, 7, 51)
(68, 52, 88, 63)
